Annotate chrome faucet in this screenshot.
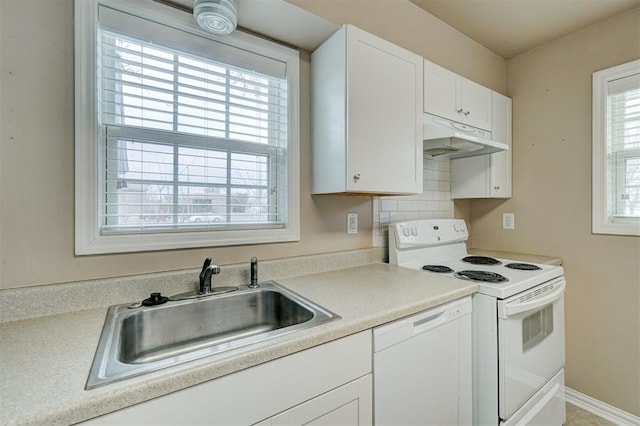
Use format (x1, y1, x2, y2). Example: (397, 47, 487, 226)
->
(248, 256, 259, 288)
(199, 258, 221, 294)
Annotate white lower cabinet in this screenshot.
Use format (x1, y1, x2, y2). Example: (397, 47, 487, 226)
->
(256, 375, 372, 426)
(83, 331, 372, 426)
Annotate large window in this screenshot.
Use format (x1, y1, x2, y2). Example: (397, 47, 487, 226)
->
(75, 0, 300, 254)
(592, 59, 640, 236)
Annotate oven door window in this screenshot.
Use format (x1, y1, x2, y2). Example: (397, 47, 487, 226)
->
(523, 305, 554, 352)
(497, 279, 566, 420)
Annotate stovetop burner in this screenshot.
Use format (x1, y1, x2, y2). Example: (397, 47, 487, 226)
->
(505, 263, 542, 271)
(454, 270, 508, 283)
(422, 265, 454, 273)
(462, 256, 501, 265)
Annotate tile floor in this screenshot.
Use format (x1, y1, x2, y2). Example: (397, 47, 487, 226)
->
(565, 403, 617, 425)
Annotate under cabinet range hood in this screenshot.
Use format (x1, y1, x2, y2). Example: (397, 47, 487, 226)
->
(423, 113, 508, 159)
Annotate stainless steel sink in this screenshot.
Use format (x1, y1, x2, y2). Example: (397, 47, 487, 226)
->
(86, 281, 339, 389)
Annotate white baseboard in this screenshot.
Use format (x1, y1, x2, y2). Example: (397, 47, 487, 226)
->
(565, 387, 640, 425)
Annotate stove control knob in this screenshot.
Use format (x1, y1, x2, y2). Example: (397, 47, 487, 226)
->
(454, 223, 461, 232)
(410, 227, 418, 236)
(402, 228, 411, 237)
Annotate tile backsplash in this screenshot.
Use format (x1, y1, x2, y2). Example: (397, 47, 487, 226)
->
(373, 156, 453, 259)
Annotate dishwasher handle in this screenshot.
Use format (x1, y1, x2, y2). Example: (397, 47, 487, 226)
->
(373, 297, 472, 352)
(412, 312, 446, 333)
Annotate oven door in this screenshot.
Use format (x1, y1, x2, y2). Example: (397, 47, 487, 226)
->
(497, 277, 566, 420)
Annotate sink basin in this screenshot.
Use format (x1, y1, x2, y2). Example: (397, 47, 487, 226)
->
(86, 281, 339, 389)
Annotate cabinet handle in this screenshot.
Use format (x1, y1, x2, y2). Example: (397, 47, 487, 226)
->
(464, 111, 471, 116)
(456, 108, 464, 113)
(353, 173, 361, 182)
(494, 186, 500, 191)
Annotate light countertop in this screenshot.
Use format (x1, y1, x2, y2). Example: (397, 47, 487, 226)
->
(0, 262, 477, 425)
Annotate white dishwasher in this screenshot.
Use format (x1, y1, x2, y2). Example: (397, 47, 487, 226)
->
(373, 296, 472, 426)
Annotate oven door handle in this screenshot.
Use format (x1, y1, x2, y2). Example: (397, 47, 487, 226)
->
(499, 279, 565, 319)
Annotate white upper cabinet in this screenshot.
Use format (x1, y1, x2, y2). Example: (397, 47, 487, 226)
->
(489, 91, 513, 197)
(311, 25, 423, 195)
(424, 59, 492, 131)
(451, 91, 512, 199)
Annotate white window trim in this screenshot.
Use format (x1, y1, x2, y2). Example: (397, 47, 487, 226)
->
(592, 59, 640, 237)
(74, 0, 300, 254)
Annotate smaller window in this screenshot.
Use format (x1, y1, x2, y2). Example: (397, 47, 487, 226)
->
(592, 59, 640, 236)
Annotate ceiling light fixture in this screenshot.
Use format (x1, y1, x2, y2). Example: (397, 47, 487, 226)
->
(193, 0, 238, 35)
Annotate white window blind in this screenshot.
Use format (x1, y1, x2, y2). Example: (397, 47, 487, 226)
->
(607, 73, 640, 219)
(99, 6, 289, 233)
(592, 59, 640, 236)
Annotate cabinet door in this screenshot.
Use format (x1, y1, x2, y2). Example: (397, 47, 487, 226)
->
(460, 77, 492, 130)
(489, 91, 512, 197)
(423, 59, 459, 121)
(259, 375, 373, 426)
(346, 27, 423, 194)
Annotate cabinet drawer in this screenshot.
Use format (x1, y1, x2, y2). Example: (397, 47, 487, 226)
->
(257, 375, 372, 426)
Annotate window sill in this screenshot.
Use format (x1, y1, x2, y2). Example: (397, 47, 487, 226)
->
(592, 220, 640, 237)
(75, 227, 300, 255)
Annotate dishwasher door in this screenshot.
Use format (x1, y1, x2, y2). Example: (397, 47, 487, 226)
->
(373, 296, 472, 426)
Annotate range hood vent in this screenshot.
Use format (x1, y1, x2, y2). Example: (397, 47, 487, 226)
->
(423, 113, 508, 159)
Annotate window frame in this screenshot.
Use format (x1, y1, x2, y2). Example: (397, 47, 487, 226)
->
(75, 0, 300, 254)
(592, 59, 640, 236)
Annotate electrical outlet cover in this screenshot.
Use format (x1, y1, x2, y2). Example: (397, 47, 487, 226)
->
(502, 213, 515, 230)
(347, 213, 358, 234)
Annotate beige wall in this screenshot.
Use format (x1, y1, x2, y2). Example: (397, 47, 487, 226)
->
(0, 0, 503, 289)
(469, 8, 640, 416)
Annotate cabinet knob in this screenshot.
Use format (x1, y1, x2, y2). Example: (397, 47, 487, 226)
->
(464, 111, 471, 116)
(494, 186, 500, 191)
(353, 173, 361, 182)
(456, 108, 463, 113)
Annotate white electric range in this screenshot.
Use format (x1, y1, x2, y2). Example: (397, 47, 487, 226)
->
(389, 219, 567, 426)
